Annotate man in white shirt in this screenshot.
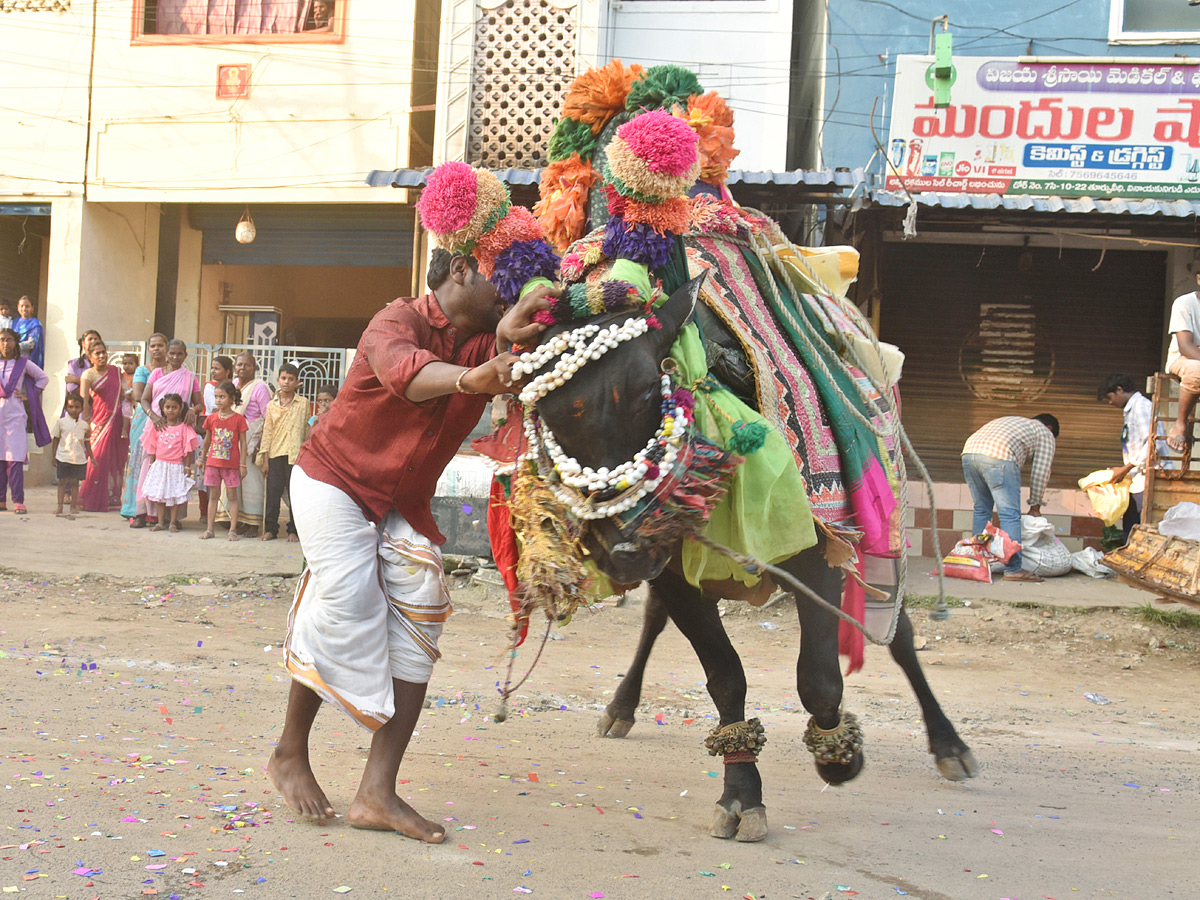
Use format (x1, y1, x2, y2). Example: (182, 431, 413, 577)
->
(0, 298, 13, 332)
(1098, 374, 1154, 539)
(1165, 272, 1200, 452)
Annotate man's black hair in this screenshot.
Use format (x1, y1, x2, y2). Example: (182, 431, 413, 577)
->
(1096, 373, 1137, 401)
(278, 362, 300, 378)
(1032, 413, 1060, 438)
(426, 248, 477, 292)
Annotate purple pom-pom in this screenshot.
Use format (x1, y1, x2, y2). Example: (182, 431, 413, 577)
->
(671, 387, 695, 411)
(602, 217, 674, 270)
(490, 239, 561, 306)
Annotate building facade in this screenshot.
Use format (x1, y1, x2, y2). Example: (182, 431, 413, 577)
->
(813, 0, 1200, 553)
(0, 0, 438, 431)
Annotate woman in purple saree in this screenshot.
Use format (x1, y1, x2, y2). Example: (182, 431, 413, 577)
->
(79, 341, 129, 512)
(0, 328, 50, 513)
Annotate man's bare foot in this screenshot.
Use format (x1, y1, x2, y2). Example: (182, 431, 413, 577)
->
(149, 524, 165, 532)
(200, 530, 214, 540)
(267, 751, 336, 820)
(228, 531, 240, 541)
(348, 792, 446, 843)
(286, 532, 300, 543)
(55, 509, 64, 516)
(261, 532, 276, 541)
(1167, 424, 1190, 453)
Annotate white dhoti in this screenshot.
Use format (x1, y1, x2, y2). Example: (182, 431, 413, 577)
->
(285, 464, 452, 732)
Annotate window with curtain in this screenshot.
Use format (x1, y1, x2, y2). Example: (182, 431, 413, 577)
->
(139, 0, 340, 38)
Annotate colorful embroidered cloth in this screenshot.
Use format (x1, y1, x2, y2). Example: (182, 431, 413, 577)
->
(682, 234, 853, 525)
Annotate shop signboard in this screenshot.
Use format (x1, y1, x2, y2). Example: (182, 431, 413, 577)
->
(886, 55, 1200, 199)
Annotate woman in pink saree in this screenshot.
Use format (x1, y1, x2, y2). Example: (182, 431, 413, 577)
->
(136, 339, 203, 524)
(79, 341, 129, 512)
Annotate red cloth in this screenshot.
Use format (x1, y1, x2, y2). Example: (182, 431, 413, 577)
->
(297, 293, 495, 543)
(838, 555, 866, 676)
(487, 478, 528, 647)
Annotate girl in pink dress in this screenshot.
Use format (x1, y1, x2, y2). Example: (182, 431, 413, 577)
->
(141, 394, 200, 533)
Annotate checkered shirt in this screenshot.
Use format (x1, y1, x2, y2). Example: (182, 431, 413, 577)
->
(962, 416, 1056, 506)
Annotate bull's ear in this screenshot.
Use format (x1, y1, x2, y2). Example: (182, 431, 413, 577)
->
(654, 272, 705, 347)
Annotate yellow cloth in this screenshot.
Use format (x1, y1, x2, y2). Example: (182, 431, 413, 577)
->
(1078, 469, 1132, 527)
(257, 393, 311, 466)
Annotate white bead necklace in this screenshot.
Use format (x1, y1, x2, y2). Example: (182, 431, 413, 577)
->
(521, 370, 694, 520)
(514, 317, 651, 406)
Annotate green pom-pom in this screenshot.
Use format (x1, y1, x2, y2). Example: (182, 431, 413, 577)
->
(727, 419, 768, 455)
(625, 64, 704, 112)
(548, 117, 599, 162)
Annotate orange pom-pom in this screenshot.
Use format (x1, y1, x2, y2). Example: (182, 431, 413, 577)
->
(562, 59, 645, 135)
(678, 91, 740, 185)
(621, 197, 691, 235)
(535, 155, 598, 253)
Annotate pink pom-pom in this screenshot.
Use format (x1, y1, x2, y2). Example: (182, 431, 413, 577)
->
(533, 309, 556, 326)
(417, 161, 478, 234)
(616, 110, 699, 177)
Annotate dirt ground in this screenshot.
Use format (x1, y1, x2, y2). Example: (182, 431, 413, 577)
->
(2, 532, 1200, 900)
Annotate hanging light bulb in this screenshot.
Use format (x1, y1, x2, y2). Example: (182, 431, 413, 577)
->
(235, 206, 257, 244)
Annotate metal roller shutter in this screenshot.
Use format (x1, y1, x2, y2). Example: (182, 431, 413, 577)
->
(879, 242, 1166, 489)
(190, 204, 415, 267)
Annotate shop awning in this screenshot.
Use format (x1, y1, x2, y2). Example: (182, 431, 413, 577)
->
(367, 167, 866, 191)
(870, 189, 1200, 218)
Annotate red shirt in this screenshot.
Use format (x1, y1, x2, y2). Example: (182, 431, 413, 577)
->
(298, 293, 495, 543)
(204, 411, 249, 469)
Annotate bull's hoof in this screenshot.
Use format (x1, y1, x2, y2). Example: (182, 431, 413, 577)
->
(735, 806, 768, 842)
(710, 801, 740, 839)
(936, 748, 980, 782)
(711, 800, 768, 841)
(814, 752, 864, 786)
(598, 711, 635, 738)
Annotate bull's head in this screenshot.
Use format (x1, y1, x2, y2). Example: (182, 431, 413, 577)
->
(533, 274, 704, 585)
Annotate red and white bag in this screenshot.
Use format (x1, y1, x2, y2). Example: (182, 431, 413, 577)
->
(939, 540, 995, 583)
(982, 523, 1022, 564)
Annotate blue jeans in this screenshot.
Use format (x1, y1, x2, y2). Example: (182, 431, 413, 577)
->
(962, 454, 1023, 574)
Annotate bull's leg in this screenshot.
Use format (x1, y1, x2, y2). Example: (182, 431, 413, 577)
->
(599, 590, 669, 738)
(783, 542, 865, 785)
(650, 569, 767, 842)
(888, 605, 980, 780)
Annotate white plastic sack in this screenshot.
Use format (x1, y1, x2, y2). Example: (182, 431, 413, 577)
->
(1070, 547, 1113, 578)
(1158, 502, 1200, 540)
(1020, 515, 1072, 577)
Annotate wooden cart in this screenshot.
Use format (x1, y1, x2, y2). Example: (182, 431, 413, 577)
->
(1103, 373, 1200, 610)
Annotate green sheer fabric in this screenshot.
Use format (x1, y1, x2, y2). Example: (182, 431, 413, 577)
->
(670, 321, 817, 586)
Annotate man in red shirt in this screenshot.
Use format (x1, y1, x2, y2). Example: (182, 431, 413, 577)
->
(268, 246, 550, 843)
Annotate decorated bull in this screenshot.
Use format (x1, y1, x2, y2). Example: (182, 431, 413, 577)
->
(418, 63, 976, 844)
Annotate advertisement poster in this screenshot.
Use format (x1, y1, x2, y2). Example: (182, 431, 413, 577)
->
(886, 55, 1200, 199)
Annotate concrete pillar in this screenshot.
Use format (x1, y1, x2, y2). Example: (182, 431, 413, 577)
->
(174, 207, 204, 342)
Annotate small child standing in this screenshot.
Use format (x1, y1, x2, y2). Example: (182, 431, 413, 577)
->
(308, 383, 338, 429)
(120, 353, 138, 440)
(257, 362, 309, 541)
(141, 393, 199, 533)
(50, 392, 91, 517)
(201, 381, 248, 541)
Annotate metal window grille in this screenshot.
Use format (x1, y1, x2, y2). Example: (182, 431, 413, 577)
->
(468, 0, 576, 168)
(107, 341, 350, 405)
